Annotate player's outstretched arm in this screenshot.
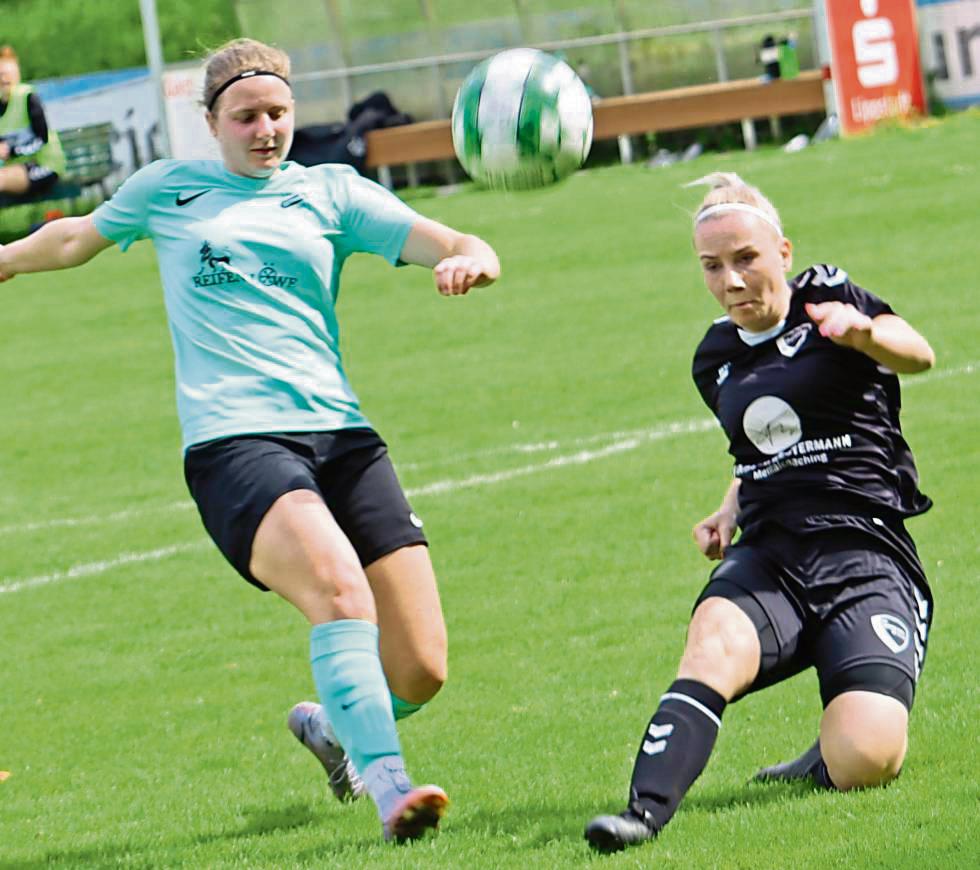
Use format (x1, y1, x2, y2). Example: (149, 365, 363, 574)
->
(0, 215, 112, 282)
(692, 479, 740, 561)
(400, 216, 500, 296)
(804, 302, 934, 374)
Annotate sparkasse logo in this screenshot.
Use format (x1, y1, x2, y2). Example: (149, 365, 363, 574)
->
(824, 0, 927, 133)
(853, 0, 900, 86)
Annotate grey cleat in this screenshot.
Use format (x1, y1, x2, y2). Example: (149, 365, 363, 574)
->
(361, 755, 448, 843)
(753, 739, 823, 784)
(585, 804, 657, 853)
(287, 701, 366, 802)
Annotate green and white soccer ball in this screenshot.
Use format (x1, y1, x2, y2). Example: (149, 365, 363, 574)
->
(451, 48, 594, 191)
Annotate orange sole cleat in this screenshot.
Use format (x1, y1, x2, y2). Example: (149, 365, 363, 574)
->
(383, 785, 449, 843)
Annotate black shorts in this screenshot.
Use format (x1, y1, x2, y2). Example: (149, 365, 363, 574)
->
(23, 162, 58, 194)
(183, 428, 427, 590)
(695, 515, 932, 708)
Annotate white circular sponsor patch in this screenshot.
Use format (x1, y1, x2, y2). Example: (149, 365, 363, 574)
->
(409, 512, 424, 528)
(742, 396, 802, 455)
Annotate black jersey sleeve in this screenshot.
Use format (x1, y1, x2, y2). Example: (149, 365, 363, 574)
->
(26, 92, 50, 143)
(6, 93, 50, 159)
(794, 264, 895, 319)
(691, 318, 735, 415)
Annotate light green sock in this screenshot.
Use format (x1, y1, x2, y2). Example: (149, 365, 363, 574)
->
(391, 693, 425, 721)
(309, 619, 401, 775)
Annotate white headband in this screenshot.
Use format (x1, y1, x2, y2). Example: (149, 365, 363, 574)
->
(695, 202, 783, 235)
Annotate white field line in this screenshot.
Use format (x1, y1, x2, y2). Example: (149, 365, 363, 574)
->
(391, 361, 977, 471)
(0, 500, 195, 537)
(0, 359, 975, 596)
(2, 359, 973, 541)
(0, 543, 207, 595)
(902, 360, 977, 387)
(406, 418, 717, 497)
(0, 418, 718, 539)
(395, 421, 704, 470)
(0, 418, 717, 596)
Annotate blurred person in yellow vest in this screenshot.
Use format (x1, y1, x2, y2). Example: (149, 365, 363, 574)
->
(0, 45, 65, 199)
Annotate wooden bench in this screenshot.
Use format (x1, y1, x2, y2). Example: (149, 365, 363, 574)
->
(0, 121, 116, 210)
(364, 70, 826, 181)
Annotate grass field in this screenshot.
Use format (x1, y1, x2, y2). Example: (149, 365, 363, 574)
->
(1, 112, 978, 868)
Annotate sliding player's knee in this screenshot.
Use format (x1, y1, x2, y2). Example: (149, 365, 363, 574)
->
(823, 726, 907, 790)
(820, 688, 909, 790)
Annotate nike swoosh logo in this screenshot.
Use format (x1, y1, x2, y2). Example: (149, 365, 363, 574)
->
(281, 195, 304, 208)
(175, 190, 210, 206)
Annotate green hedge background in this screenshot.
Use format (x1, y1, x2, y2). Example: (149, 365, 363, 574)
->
(4, 0, 239, 79)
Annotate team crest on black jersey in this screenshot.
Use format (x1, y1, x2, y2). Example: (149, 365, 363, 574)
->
(871, 614, 911, 654)
(776, 323, 812, 358)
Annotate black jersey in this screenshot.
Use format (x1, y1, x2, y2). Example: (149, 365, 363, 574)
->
(692, 264, 931, 529)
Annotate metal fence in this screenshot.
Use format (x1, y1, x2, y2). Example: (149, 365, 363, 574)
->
(234, 2, 817, 128)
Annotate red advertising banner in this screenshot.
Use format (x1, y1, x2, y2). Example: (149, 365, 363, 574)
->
(824, 0, 927, 133)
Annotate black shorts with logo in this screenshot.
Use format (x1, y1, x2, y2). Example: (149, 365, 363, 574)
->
(184, 428, 427, 590)
(24, 161, 58, 195)
(696, 513, 932, 708)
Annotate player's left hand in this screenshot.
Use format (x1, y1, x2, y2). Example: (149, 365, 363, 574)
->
(433, 255, 492, 296)
(805, 301, 873, 351)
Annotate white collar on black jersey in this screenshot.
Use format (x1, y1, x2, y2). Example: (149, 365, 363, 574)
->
(737, 318, 786, 346)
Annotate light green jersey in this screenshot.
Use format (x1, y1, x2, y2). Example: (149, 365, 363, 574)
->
(0, 83, 65, 174)
(93, 159, 419, 450)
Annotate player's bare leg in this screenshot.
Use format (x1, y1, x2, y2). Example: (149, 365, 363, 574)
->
(0, 164, 30, 195)
(820, 691, 908, 789)
(254, 491, 446, 840)
(366, 544, 448, 709)
(289, 545, 448, 818)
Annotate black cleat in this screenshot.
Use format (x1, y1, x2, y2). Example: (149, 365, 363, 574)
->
(585, 805, 657, 853)
(753, 739, 823, 783)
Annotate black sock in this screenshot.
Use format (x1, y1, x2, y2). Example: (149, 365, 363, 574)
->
(813, 758, 837, 790)
(628, 678, 727, 832)
(754, 738, 840, 790)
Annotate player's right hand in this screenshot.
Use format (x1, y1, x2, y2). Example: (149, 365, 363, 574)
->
(432, 254, 490, 296)
(692, 510, 737, 560)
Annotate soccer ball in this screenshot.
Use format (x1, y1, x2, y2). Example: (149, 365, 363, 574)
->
(451, 48, 594, 191)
